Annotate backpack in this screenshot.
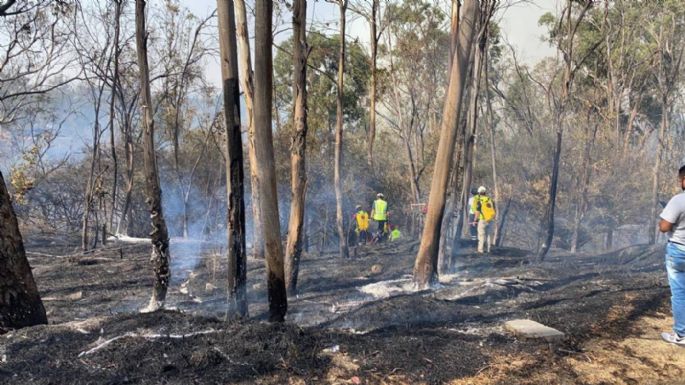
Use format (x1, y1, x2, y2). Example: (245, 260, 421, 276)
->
(478, 197, 496, 222)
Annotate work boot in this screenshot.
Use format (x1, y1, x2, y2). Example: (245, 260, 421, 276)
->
(661, 332, 685, 346)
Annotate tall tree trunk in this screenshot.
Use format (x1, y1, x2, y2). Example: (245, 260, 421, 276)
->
(449, 0, 460, 72)
(0, 171, 48, 329)
(484, 48, 500, 245)
(285, 0, 308, 295)
(537, 127, 563, 260)
(235, 0, 263, 261)
(108, 0, 122, 232)
(495, 198, 511, 247)
(402, 136, 421, 204)
(460, 30, 485, 240)
(438, 137, 464, 274)
(136, 0, 171, 312)
(217, 0, 248, 317)
(538, 0, 580, 261)
(81, 86, 105, 251)
(449, 111, 469, 258)
(116, 122, 134, 236)
(649, 99, 669, 245)
(81, 159, 95, 250)
(367, 0, 378, 168)
(254, 0, 287, 321)
(605, 228, 614, 250)
(413, 0, 478, 288)
(570, 119, 596, 253)
(334, 0, 349, 259)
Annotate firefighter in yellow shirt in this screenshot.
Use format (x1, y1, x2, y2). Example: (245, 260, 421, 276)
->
(389, 225, 401, 241)
(353, 205, 370, 245)
(371, 193, 389, 242)
(471, 186, 496, 254)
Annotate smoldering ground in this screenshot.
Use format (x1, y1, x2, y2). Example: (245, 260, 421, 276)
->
(8, 231, 675, 384)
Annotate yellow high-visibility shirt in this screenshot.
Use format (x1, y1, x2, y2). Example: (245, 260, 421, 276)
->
(471, 195, 493, 221)
(372, 199, 388, 221)
(355, 210, 369, 231)
(390, 228, 401, 241)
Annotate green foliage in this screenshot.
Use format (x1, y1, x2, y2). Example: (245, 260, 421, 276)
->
(273, 31, 371, 140)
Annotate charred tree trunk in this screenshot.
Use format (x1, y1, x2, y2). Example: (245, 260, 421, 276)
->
(538, 0, 582, 261)
(413, 0, 478, 288)
(649, 99, 669, 245)
(334, 0, 349, 259)
(484, 47, 500, 245)
(217, 0, 248, 317)
(81, 158, 95, 250)
(254, 0, 287, 321)
(285, 0, 308, 295)
(495, 198, 511, 248)
(0, 171, 48, 329)
(538, 128, 562, 260)
(438, 136, 464, 274)
(460, 27, 486, 241)
(108, 0, 122, 232)
(116, 119, 134, 236)
(450, 110, 470, 256)
(605, 229, 614, 250)
(82, 96, 104, 251)
(570, 119, 597, 253)
(367, 0, 378, 169)
(136, 0, 171, 312)
(235, 0, 263, 261)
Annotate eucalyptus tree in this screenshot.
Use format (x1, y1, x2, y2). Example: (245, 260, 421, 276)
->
(284, 0, 309, 295)
(413, 0, 479, 288)
(254, 0, 287, 321)
(217, 0, 247, 317)
(135, 0, 172, 312)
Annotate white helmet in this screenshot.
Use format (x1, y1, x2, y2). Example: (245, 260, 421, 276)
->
(377, 193, 384, 198)
(477, 186, 487, 193)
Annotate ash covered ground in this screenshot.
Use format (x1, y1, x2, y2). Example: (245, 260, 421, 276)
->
(1, 236, 682, 385)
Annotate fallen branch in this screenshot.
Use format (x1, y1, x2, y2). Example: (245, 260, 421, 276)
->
(77, 329, 219, 357)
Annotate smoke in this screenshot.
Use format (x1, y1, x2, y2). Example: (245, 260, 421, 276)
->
(158, 173, 227, 282)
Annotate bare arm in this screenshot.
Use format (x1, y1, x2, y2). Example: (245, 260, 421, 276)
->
(660, 219, 674, 233)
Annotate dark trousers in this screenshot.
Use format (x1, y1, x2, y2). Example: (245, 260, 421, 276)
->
(376, 220, 386, 234)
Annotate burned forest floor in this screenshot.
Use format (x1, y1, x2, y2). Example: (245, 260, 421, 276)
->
(2, 234, 684, 385)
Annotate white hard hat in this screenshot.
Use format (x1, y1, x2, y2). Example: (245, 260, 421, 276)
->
(477, 186, 487, 193)
(377, 192, 384, 198)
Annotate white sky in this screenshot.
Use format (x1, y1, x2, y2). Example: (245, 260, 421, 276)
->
(179, 0, 559, 88)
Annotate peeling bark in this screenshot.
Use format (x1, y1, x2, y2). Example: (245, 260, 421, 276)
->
(285, 0, 308, 295)
(254, 0, 287, 321)
(413, 0, 478, 288)
(217, 0, 248, 317)
(136, 0, 171, 311)
(235, 0, 263, 261)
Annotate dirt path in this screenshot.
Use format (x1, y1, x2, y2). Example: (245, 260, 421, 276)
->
(450, 299, 684, 385)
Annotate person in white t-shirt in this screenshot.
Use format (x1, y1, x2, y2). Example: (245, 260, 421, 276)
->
(659, 160, 685, 346)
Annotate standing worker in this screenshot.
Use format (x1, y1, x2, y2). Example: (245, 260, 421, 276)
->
(659, 160, 685, 346)
(371, 193, 388, 242)
(353, 205, 370, 245)
(471, 186, 496, 254)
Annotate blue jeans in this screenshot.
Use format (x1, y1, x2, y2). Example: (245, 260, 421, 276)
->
(666, 242, 685, 336)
